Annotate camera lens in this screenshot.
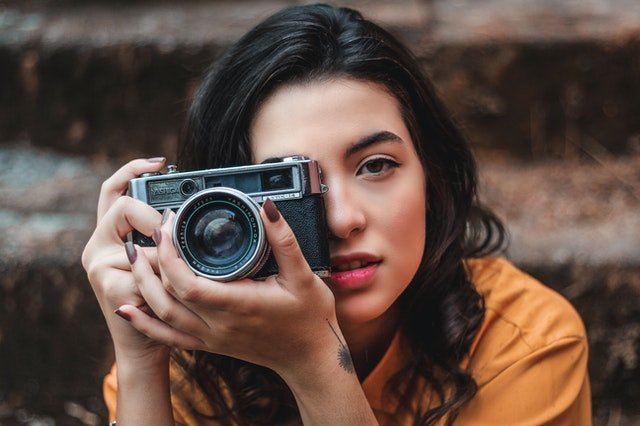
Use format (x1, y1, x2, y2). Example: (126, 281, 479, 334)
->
(173, 188, 269, 281)
(192, 210, 248, 264)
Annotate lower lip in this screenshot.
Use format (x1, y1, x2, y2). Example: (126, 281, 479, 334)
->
(330, 263, 379, 290)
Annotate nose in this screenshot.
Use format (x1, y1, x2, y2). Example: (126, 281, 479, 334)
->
(323, 179, 366, 240)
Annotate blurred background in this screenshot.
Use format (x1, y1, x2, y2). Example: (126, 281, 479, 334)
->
(0, 0, 639, 424)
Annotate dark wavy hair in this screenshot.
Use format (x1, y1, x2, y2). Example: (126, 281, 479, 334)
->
(173, 4, 506, 425)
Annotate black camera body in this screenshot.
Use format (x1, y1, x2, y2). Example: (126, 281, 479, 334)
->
(128, 156, 330, 282)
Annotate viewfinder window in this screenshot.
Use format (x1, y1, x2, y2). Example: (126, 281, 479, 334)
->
(261, 169, 293, 191)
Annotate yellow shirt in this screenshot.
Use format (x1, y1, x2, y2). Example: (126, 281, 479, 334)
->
(104, 257, 591, 425)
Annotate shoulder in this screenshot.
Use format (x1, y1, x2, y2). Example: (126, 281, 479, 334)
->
(457, 257, 591, 424)
(463, 256, 588, 382)
(467, 256, 586, 349)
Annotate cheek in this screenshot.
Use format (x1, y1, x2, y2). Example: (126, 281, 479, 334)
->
(381, 186, 427, 263)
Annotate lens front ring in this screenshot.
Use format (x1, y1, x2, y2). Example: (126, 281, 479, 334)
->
(172, 187, 269, 282)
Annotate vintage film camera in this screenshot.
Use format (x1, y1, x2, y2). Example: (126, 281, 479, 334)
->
(128, 156, 330, 282)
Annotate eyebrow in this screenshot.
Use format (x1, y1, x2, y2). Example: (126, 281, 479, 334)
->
(259, 130, 403, 164)
(345, 130, 403, 158)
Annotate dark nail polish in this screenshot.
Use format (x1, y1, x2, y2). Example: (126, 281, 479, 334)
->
(147, 157, 166, 163)
(263, 198, 280, 223)
(124, 241, 137, 264)
(161, 208, 171, 225)
(153, 227, 162, 245)
(114, 309, 132, 322)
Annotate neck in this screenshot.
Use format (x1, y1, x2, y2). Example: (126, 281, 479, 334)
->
(340, 305, 401, 381)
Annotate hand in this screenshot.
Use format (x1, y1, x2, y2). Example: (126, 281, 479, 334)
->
(81, 158, 169, 365)
(117, 199, 341, 378)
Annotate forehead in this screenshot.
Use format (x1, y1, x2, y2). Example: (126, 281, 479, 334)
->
(249, 78, 412, 162)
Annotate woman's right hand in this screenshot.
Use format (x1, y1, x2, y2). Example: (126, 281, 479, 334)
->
(82, 158, 168, 365)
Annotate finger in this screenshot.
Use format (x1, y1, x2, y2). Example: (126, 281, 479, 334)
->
(128, 242, 210, 336)
(98, 246, 159, 274)
(260, 199, 313, 286)
(97, 157, 166, 222)
(155, 213, 244, 310)
(140, 246, 160, 274)
(83, 255, 146, 316)
(115, 304, 203, 350)
(99, 196, 163, 243)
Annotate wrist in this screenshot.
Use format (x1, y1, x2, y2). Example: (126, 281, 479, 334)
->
(282, 349, 356, 394)
(279, 344, 376, 425)
(116, 358, 169, 390)
(114, 348, 174, 426)
(114, 345, 170, 377)
(278, 320, 357, 394)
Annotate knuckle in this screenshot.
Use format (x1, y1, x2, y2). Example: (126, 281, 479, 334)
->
(113, 194, 134, 210)
(84, 261, 99, 282)
(100, 159, 147, 198)
(155, 305, 175, 323)
(99, 178, 113, 196)
(162, 280, 175, 295)
(162, 278, 184, 300)
(80, 244, 93, 271)
(235, 299, 258, 317)
(82, 253, 104, 284)
(100, 177, 124, 199)
(84, 263, 100, 285)
(178, 285, 201, 303)
(81, 234, 101, 270)
(108, 196, 138, 220)
(276, 231, 299, 252)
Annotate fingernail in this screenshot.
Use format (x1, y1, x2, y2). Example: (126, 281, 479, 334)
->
(114, 308, 132, 322)
(153, 227, 162, 245)
(124, 241, 137, 264)
(263, 198, 280, 223)
(147, 157, 166, 163)
(161, 208, 171, 225)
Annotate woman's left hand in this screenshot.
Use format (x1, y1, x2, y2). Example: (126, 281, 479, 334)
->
(116, 199, 340, 378)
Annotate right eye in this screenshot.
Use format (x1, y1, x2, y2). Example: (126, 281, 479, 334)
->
(356, 157, 400, 178)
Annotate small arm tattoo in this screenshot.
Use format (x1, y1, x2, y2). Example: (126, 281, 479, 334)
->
(326, 319, 355, 374)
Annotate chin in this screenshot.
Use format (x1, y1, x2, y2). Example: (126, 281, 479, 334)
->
(335, 294, 393, 326)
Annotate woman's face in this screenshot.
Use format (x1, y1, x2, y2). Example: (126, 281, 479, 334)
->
(250, 79, 426, 326)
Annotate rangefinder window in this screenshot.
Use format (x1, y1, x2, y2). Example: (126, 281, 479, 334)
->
(205, 173, 259, 193)
(262, 169, 293, 191)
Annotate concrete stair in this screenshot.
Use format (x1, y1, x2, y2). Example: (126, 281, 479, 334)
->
(1, 1, 639, 424)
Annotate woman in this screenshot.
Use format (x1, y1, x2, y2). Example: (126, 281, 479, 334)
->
(82, 4, 591, 425)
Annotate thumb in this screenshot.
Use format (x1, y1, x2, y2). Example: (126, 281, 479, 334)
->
(260, 199, 313, 286)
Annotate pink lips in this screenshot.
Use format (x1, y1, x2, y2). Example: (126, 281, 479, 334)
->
(329, 253, 381, 290)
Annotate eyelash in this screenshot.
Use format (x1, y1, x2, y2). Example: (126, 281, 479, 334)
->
(356, 157, 400, 177)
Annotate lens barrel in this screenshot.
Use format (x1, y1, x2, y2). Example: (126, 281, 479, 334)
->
(173, 187, 269, 281)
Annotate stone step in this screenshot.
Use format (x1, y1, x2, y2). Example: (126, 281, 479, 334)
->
(1, 0, 639, 159)
(0, 142, 639, 424)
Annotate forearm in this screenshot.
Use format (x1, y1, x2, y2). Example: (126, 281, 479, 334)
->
(114, 351, 174, 426)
